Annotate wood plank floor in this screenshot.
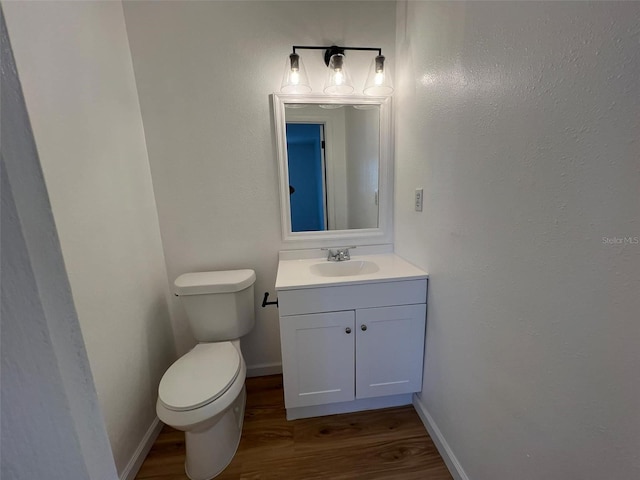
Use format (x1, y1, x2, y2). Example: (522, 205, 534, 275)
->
(136, 375, 452, 480)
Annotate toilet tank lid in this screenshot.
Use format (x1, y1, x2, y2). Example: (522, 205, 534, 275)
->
(174, 269, 256, 296)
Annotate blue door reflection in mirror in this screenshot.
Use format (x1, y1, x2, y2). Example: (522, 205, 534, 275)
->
(286, 123, 327, 232)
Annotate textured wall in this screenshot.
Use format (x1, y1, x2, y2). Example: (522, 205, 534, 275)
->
(1, 11, 117, 478)
(395, 1, 640, 479)
(122, 1, 396, 366)
(2, 1, 176, 475)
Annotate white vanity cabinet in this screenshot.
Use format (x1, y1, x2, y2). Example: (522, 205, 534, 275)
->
(280, 310, 356, 408)
(277, 278, 427, 419)
(355, 304, 426, 399)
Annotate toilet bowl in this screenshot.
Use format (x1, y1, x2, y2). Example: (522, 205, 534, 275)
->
(157, 340, 247, 480)
(157, 269, 256, 480)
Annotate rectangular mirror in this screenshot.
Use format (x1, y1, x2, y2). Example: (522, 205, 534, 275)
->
(272, 94, 392, 243)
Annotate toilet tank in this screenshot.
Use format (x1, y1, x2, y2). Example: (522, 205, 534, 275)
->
(174, 269, 256, 342)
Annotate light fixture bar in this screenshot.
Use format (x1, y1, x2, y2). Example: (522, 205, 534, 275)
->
(292, 45, 383, 54)
(292, 45, 383, 66)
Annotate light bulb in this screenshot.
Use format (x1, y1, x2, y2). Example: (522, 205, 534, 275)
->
(364, 54, 393, 96)
(281, 52, 311, 94)
(324, 53, 354, 95)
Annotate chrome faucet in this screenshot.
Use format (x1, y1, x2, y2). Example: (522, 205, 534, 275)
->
(322, 246, 356, 262)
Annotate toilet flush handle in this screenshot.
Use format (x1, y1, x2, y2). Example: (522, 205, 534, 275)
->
(261, 291, 279, 308)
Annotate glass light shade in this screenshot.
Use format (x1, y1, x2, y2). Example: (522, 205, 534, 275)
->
(364, 55, 393, 96)
(323, 54, 354, 95)
(281, 53, 311, 94)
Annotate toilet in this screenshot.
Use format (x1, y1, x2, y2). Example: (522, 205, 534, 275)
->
(157, 269, 256, 480)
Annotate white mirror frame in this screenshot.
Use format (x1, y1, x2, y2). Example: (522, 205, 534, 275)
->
(272, 93, 393, 245)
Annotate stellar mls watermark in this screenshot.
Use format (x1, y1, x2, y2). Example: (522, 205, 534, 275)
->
(602, 236, 639, 245)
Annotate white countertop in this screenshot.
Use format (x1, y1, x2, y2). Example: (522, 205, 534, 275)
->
(275, 252, 428, 290)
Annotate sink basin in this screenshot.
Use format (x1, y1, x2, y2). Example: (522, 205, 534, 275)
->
(276, 251, 428, 290)
(309, 260, 380, 278)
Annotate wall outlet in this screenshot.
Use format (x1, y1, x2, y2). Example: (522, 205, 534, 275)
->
(415, 188, 423, 212)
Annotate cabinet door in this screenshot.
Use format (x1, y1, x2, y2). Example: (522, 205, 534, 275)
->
(355, 304, 426, 399)
(280, 311, 355, 408)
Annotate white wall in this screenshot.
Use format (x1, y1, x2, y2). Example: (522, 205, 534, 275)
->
(3, 1, 176, 475)
(122, 0, 396, 367)
(395, 2, 640, 479)
(345, 107, 379, 229)
(1, 11, 117, 478)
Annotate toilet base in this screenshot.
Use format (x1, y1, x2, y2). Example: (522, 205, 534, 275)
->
(184, 386, 246, 480)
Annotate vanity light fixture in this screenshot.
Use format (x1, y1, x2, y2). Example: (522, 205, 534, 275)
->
(280, 52, 311, 94)
(324, 52, 354, 95)
(280, 45, 393, 96)
(364, 55, 394, 96)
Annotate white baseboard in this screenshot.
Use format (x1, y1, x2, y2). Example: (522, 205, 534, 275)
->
(412, 394, 470, 480)
(246, 362, 282, 378)
(119, 416, 163, 480)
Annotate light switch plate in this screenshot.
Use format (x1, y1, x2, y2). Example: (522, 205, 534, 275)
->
(415, 188, 423, 212)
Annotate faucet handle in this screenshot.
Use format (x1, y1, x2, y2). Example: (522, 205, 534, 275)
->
(321, 246, 356, 261)
(321, 246, 357, 252)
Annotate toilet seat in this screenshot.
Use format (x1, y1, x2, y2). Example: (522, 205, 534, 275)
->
(159, 342, 241, 412)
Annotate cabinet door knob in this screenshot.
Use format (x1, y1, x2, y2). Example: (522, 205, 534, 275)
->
(345, 327, 352, 334)
(361, 324, 367, 331)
